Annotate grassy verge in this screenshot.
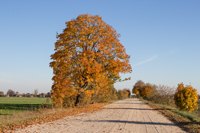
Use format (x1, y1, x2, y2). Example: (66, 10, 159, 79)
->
(140, 98, 200, 133)
(0, 102, 107, 132)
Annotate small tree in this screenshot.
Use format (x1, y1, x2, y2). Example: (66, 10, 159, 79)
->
(0, 91, 4, 97)
(7, 89, 15, 97)
(132, 80, 145, 97)
(122, 90, 129, 99)
(34, 89, 38, 96)
(174, 83, 198, 112)
(132, 86, 140, 97)
(123, 89, 131, 98)
(22, 93, 26, 97)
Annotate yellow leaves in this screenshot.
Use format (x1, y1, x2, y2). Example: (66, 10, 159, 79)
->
(174, 83, 198, 112)
(85, 90, 94, 97)
(118, 90, 130, 99)
(135, 90, 139, 95)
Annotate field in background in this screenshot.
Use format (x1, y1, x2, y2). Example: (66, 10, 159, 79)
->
(0, 97, 52, 104)
(0, 97, 52, 115)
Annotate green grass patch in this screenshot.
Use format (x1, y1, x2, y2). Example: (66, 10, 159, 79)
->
(0, 97, 52, 104)
(0, 97, 53, 115)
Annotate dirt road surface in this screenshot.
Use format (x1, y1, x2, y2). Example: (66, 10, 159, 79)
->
(12, 99, 185, 133)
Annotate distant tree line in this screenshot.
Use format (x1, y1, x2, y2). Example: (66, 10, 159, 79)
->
(0, 89, 51, 98)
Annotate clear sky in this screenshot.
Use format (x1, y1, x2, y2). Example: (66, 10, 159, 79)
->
(0, 0, 200, 94)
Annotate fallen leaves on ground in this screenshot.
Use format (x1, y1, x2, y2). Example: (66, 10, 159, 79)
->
(0, 103, 107, 133)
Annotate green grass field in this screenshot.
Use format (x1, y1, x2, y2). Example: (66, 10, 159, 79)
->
(0, 97, 52, 115)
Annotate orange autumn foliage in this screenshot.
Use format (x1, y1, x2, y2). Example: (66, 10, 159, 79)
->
(140, 86, 154, 98)
(132, 80, 145, 97)
(132, 86, 140, 95)
(118, 90, 130, 99)
(112, 89, 118, 100)
(50, 14, 132, 107)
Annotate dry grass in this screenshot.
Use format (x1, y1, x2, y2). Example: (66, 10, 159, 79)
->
(141, 99, 200, 133)
(0, 103, 107, 132)
(146, 85, 176, 107)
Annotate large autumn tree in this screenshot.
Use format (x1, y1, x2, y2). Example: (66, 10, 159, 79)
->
(50, 14, 132, 107)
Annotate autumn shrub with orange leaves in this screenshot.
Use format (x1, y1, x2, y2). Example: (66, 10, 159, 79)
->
(132, 80, 145, 98)
(122, 90, 129, 99)
(174, 83, 198, 112)
(117, 90, 130, 100)
(117, 90, 124, 100)
(112, 89, 118, 100)
(132, 86, 140, 98)
(140, 86, 154, 98)
(50, 14, 132, 107)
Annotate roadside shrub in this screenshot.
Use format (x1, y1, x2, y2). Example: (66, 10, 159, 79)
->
(95, 87, 112, 103)
(132, 86, 140, 96)
(118, 90, 124, 100)
(147, 85, 175, 106)
(62, 94, 77, 108)
(132, 80, 145, 97)
(140, 86, 153, 98)
(117, 90, 130, 99)
(123, 89, 131, 98)
(174, 83, 198, 112)
(123, 90, 129, 99)
(111, 89, 118, 100)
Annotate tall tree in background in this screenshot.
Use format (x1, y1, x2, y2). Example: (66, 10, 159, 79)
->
(34, 89, 38, 96)
(50, 14, 132, 107)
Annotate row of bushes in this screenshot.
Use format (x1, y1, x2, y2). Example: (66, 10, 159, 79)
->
(56, 86, 131, 108)
(132, 80, 198, 112)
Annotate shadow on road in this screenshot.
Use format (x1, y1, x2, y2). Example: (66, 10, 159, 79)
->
(112, 103, 145, 104)
(102, 107, 165, 111)
(84, 120, 178, 126)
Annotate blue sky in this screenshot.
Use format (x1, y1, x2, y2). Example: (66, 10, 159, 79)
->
(0, 0, 200, 94)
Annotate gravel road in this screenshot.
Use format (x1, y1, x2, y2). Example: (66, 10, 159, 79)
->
(13, 99, 185, 133)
